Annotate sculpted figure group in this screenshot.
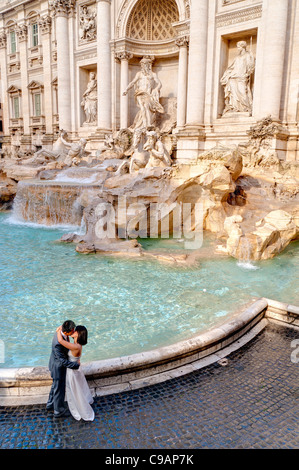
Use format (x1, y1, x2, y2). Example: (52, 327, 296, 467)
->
(17, 44, 256, 173)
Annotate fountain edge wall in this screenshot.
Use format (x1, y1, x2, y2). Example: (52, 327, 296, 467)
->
(0, 298, 298, 407)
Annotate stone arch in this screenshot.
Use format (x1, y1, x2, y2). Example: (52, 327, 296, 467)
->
(116, 0, 189, 39)
(5, 19, 17, 28)
(26, 10, 40, 21)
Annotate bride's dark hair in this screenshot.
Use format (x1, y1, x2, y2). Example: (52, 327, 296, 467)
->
(75, 326, 88, 345)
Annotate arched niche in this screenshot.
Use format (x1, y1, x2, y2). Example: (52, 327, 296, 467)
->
(116, 0, 190, 41)
(115, 0, 190, 129)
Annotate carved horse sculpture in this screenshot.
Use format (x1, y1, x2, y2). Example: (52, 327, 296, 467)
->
(144, 131, 172, 168)
(115, 127, 150, 175)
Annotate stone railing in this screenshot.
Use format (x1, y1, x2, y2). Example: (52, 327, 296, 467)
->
(0, 297, 298, 406)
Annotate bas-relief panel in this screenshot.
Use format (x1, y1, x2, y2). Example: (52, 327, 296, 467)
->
(78, 2, 97, 43)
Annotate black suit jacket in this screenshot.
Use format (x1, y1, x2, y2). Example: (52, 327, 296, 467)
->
(48, 332, 80, 380)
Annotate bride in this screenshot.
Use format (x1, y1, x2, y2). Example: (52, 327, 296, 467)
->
(56, 325, 95, 421)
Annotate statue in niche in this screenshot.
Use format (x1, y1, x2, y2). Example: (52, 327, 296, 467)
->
(81, 72, 97, 125)
(220, 41, 255, 116)
(79, 5, 97, 41)
(123, 57, 164, 129)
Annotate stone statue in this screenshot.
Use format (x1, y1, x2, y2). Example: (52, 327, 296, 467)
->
(220, 41, 255, 116)
(79, 5, 97, 41)
(21, 129, 70, 165)
(144, 131, 172, 168)
(60, 137, 89, 166)
(115, 128, 150, 174)
(123, 57, 164, 129)
(115, 128, 172, 174)
(81, 72, 97, 125)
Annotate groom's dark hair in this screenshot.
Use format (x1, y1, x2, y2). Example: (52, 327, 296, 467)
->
(62, 320, 76, 333)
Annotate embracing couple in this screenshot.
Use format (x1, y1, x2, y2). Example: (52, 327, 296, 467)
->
(46, 320, 95, 421)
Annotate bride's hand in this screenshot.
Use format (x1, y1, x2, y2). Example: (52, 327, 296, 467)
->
(56, 325, 62, 333)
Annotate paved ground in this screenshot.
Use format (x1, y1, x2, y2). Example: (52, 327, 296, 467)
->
(0, 322, 298, 449)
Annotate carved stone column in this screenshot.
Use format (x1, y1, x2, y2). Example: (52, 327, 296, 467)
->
(175, 36, 189, 128)
(116, 51, 133, 129)
(186, 0, 209, 126)
(16, 24, 30, 137)
(97, 0, 112, 131)
(50, 0, 75, 133)
(258, 0, 289, 121)
(0, 31, 9, 136)
(39, 16, 53, 136)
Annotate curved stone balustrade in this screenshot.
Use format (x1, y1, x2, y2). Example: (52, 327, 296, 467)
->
(1, 297, 297, 407)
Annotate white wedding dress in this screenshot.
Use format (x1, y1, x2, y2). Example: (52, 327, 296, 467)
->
(65, 351, 95, 421)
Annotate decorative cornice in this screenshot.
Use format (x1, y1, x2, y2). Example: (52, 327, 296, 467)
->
(7, 85, 22, 95)
(38, 15, 52, 35)
(216, 5, 262, 28)
(28, 80, 44, 91)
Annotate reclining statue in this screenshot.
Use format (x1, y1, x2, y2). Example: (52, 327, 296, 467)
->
(22, 129, 70, 166)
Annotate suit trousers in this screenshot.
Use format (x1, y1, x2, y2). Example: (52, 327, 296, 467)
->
(47, 375, 66, 414)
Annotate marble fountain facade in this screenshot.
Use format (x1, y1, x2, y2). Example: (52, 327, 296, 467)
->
(0, 0, 298, 407)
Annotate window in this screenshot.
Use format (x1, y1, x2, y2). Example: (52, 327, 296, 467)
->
(13, 96, 19, 118)
(34, 93, 41, 117)
(32, 23, 38, 47)
(10, 31, 16, 53)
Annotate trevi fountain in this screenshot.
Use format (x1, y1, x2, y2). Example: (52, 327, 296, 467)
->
(0, 0, 298, 405)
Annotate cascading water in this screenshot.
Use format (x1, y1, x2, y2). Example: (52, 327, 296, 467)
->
(237, 235, 259, 270)
(10, 180, 99, 228)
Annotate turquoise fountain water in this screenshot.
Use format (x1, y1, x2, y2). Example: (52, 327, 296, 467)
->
(0, 212, 298, 368)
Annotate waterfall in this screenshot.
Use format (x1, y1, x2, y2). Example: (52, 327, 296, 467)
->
(10, 180, 98, 228)
(237, 235, 259, 270)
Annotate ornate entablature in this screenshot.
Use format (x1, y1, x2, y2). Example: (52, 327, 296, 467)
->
(216, 5, 262, 27)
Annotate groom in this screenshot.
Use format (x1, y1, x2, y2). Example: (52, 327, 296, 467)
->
(46, 320, 80, 417)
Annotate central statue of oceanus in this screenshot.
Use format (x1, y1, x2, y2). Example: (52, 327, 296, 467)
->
(123, 56, 164, 129)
